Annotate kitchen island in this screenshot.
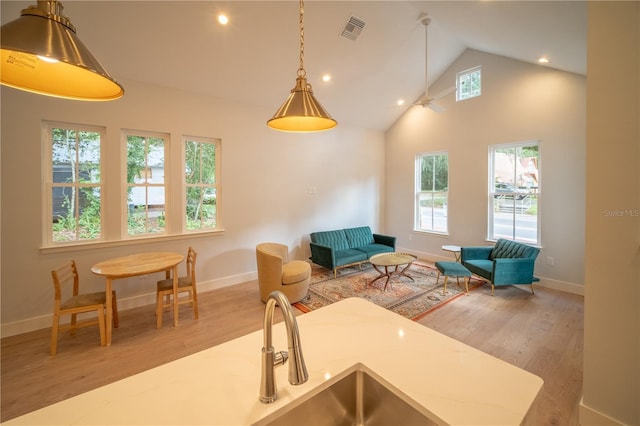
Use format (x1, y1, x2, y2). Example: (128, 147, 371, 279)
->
(6, 298, 543, 425)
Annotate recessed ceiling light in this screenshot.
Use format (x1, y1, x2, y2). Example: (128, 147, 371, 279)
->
(217, 14, 229, 25)
(322, 74, 331, 83)
(538, 57, 550, 64)
(396, 99, 405, 106)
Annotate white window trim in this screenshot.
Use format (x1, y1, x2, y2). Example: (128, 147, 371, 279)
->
(414, 151, 449, 235)
(487, 140, 541, 245)
(121, 129, 171, 239)
(42, 121, 106, 247)
(456, 65, 482, 101)
(182, 135, 222, 233)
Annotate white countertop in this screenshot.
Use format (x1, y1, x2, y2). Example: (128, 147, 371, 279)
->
(7, 298, 543, 425)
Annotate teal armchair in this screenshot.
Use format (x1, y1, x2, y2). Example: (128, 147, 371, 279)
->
(461, 239, 540, 295)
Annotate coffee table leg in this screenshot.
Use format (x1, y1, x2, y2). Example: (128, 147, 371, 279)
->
(399, 262, 415, 281)
(370, 264, 388, 288)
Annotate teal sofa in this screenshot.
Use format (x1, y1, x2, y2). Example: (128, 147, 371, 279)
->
(461, 238, 540, 295)
(310, 226, 396, 277)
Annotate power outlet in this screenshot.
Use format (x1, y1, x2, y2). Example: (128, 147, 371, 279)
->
(547, 256, 554, 266)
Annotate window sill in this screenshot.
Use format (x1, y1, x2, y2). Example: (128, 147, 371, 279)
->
(40, 229, 225, 254)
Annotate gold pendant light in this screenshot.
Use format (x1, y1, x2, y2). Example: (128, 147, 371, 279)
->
(267, 0, 336, 132)
(1, 0, 124, 101)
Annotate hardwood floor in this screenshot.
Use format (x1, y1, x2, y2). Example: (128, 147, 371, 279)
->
(1, 275, 583, 424)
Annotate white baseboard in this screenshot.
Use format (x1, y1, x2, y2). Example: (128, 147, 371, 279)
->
(397, 246, 584, 296)
(579, 397, 624, 425)
(0, 271, 258, 339)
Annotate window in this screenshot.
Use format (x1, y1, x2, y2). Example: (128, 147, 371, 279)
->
(456, 66, 481, 101)
(46, 123, 104, 244)
(489, 142, 540, 244)
(415, 152, 448, 233)
(184, 137, 220, 231)
(125, 131, 167, 236)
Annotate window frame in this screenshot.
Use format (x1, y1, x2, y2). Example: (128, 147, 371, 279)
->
(122, 129, 170, 239)
(456, 65, 482, 101)
(43, 121, 106, 246)
(414, 151, 449, 235)
(488, 140, 541, 245)
(183, 135, 222, 232)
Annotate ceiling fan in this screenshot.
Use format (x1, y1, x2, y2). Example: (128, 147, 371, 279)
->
(414, 14, 456, 112)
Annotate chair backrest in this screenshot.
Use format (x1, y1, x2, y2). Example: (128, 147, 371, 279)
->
(186, 246, 197, 283)
(51, 260, 79, 305)
(256, 243, 288, 285)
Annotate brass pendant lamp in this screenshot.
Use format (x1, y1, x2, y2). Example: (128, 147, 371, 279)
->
(1, 0, 124, 101)
(267, 0, 337, 132)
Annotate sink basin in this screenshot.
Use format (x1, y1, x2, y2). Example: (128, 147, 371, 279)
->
(254, 364, 438, 426)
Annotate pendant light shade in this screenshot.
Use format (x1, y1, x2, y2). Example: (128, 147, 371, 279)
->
(1, 0, 124, 101)
(267, 75, 337, 132)
(267, 0, 336, 132)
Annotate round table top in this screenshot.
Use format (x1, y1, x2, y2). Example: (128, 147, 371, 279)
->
(91, 252, 184, 278)
(369, 252, 417, 267)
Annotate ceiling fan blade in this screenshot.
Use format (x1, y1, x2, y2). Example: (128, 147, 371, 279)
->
(431, 85, 456, 101)
(427, 101, 446, 113)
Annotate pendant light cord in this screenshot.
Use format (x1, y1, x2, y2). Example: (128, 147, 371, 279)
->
(297, 0, 306, 79)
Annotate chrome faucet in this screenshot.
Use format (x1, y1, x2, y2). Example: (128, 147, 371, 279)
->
(260, 291, 308, 403)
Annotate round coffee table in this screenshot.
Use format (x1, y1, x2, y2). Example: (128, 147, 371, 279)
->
(369, 252, 418, 291)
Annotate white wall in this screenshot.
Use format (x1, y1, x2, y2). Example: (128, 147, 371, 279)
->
(0, 79, 386, 336)
(385, 49, 587, 293)
(581, 2, 640, 425)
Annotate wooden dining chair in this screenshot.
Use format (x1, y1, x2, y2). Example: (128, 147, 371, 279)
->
(156, 246, 199, 328)
(50, 260, 119, 355)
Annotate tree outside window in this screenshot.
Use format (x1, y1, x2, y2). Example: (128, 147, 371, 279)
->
(48, 124, 103, 244)
(126, 133, 167, 236)
(489, 142, 540, 244)
(415, 153, 448, 233)
(184, 137, 220, 231)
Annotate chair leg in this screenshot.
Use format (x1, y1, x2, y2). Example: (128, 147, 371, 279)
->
(530, 283, 535, 295)
(97, 307, 106, 346)
(111, 291, 119, 328)
(443, 276, 449, 295)
(192, 287, 199, 320)
(491, 283, 495, 296)
(70, 313, 78, 335)
(50, 313, 60, 356)
(464, 276, 470, 295)
(156, 292, 163, 329)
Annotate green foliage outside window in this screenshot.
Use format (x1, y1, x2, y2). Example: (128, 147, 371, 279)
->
(185, 139, 217, 230)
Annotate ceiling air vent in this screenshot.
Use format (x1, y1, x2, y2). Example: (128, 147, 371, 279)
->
(341, 15, 366, 41)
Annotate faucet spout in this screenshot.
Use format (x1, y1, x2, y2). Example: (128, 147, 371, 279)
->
(260, 291, 308, 403)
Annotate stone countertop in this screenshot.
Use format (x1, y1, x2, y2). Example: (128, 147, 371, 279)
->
(6, 298, 543, 425)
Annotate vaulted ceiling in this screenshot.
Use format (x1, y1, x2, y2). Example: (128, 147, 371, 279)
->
(1, 1, 587, 131)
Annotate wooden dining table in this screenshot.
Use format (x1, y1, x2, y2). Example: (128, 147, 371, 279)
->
(91, 252, 184, 345)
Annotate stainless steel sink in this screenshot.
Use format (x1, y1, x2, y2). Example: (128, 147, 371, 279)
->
(254, 364, 438, 426)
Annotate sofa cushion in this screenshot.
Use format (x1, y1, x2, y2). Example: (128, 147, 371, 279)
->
(356, 243, 394, 257)
(490, 238, 539, 260)
(344, 226, 375, 249)
(282, 260, 311, 285)
(310, 230, 349, 251)
(335, 248, 368, 266)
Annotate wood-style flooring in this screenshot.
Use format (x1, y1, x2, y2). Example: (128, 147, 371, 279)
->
(1, 272, 584, 424)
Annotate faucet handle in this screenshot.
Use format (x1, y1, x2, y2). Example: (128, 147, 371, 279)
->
(274, 350, 288, 367)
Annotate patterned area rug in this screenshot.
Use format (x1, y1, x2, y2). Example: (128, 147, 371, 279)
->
(294, 261, 485, 320)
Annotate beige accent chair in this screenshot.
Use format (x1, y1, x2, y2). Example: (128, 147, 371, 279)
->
(156, 246, 199, 328)
(256, 243, 311, 303)
(50, 260, 119, 355)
